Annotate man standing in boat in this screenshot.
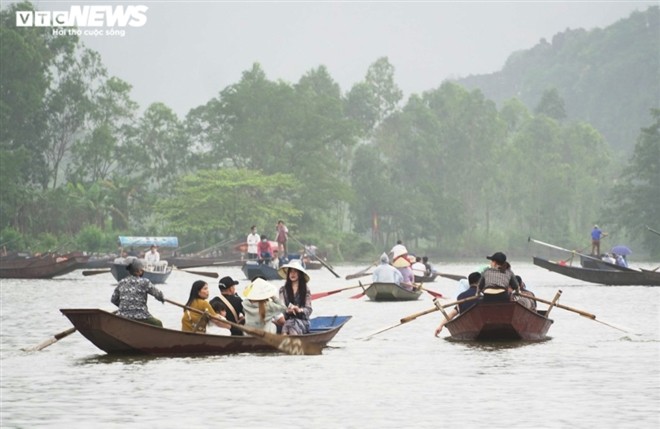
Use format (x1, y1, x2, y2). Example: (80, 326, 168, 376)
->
(276, 220, 289, 262)
(246, 225, 260, 260)
(591, 225, 608, 256)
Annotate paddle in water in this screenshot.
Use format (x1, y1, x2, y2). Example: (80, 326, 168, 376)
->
(164, 299, 322, 355)
(362, 295, 480, 339)
(311, 283, 370, 300)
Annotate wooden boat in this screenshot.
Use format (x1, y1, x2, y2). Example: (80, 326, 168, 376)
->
(110, 261, 172, 284)
(241, 261, 281, 281)
(60, 308, 351, 356)
(445, 300, 553, 341)
(533, 256, 660, 286)
(414, 273, 438, 283)
(579, 254, 635, 271)
(364, 282, 423, 301)
(0, 253, 87, 279)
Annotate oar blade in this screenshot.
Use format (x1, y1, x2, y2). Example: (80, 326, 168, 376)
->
(82, 269, 111, 276)
(182, 269, 219, 278)
(236, 323, 322, 355)
(22, 326, 77, 351)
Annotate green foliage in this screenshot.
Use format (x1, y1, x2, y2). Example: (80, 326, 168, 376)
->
(75, 225, 115, 253)
(457, 6, 659, 154)
(2, 2, 657, 259)
(155, 168, 302, 238)
(606, 109, 660, 256)
(0, 227, 25, 252)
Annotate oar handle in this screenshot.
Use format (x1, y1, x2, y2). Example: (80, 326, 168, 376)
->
(400, 307, 440, 323)
(399, 295, 479, 323)
(527, 295, 595, 319)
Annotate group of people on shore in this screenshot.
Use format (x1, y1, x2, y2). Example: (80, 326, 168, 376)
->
(110, 257, 313, 336)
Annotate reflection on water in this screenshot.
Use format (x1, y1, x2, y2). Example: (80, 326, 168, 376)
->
(445, 337, 553, 350)
(2, 262, 659, 428)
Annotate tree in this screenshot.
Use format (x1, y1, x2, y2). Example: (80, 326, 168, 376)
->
(534, 88, 567, 121)
(606, 109, 660, 255)
(155, 168, 302, 239)
(345, 57, 403, 136)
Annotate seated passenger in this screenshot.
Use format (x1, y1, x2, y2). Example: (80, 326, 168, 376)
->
(372, 253, 404, 285)
(242, 278, 287, 333)
(478, 252, 519, 301)
(514, 275, 536, 310)
(181, 280, 227, 333)
(434, 272, 481, 336)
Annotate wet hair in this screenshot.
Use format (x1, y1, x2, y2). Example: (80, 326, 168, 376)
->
(515, 275, 525, 289)
(185, 280, 208, 307)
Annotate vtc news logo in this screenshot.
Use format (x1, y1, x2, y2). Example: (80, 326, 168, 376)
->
(16, 5, 148, 27)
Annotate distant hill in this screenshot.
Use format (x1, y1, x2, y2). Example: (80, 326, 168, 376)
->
(454, 6, 659, 155)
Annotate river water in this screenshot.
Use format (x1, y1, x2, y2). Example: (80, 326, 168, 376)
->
(1, 260, 659, 428)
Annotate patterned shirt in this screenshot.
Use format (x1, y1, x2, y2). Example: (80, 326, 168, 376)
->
(478, 267, 519, 292)
(111, 275, 164, 320)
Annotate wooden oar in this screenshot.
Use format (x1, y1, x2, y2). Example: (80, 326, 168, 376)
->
(350, 281, 369, 299)
(289, 235, 340, 278)
(212, 259, 245, 266)
(363, 295, 480, 339)
(23, 310, 118, 351)
(173, 266, 219, 278)
(311, 283, 369, 300)
(527, 293, 633, 333)
(346, 261, 378, 280)
(437, 273, 466, 281)
(528, 236, 608, 266)
(645, 225, 660, 237)
(82, 269, 111, 276)
(23, 326, 77, 351)
(419, 285, 443, 299)
(164, 299, 322, 355)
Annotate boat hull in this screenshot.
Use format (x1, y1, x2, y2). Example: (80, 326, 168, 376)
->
(446, 301, 553, 341)
(364, 282, 423, 301)
(60, 309, 351, 356)
(110, 263, 172, 284)
(241, 261, 281, 280)
(534, 257, 660, 286)
(414, 273, 438, 283)
(0, 254, 86, 279)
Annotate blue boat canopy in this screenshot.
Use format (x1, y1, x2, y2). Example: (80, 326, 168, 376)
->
(118, 236, 179, 248)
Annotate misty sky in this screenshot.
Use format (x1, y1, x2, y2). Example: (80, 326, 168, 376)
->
(23, 1, 658, 116)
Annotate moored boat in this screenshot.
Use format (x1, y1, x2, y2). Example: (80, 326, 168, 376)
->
(364, 282, 423, 301)
(533, 256, 660, 286)
(0, 253, 88, 279)
(445, 300, 553, 341)
(60, 308, 351, 356)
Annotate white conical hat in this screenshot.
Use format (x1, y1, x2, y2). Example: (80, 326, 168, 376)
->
(278, 259, 310, 282)
(243, 278, 277, 301)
